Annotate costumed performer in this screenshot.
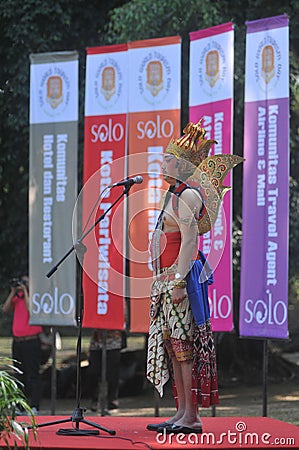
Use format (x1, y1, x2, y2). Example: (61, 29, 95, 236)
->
(146, 119, 243, 435)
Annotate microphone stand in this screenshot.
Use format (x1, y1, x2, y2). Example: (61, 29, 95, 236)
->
(28, 183, 133, 436)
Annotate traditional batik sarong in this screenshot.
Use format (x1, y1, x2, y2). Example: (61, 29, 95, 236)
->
(146, 259, 219, 408)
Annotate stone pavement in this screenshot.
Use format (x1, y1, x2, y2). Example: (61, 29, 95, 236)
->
(38, 379, 299, 426)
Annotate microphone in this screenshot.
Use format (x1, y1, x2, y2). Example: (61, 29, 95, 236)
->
(112, 176, 143, 187)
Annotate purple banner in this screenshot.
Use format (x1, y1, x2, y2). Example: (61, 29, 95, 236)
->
(240, 16, 289, 339)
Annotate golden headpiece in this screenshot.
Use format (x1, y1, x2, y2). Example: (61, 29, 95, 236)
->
(164, 118, 244, 235)
(166, 119, 217, 167)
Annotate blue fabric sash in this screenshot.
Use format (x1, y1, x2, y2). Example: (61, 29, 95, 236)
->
(185, 251, 214, 326)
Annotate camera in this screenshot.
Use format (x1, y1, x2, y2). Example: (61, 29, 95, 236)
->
(9, 277, 24, 288)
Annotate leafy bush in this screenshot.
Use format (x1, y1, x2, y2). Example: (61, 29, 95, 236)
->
(0, 357, 37, 450)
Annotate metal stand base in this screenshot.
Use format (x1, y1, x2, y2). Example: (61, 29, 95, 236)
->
(28, 407, 116, 436)
(29, 185, 132, 438)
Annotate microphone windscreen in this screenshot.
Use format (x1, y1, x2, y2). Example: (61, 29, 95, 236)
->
(135, 176, 143, 184)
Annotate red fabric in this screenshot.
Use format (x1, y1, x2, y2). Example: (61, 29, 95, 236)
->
(159, 231, 199, 269)
(12, 293, 42, 337)
(170, 319, 219, 409)
(160, 231, 181, 268)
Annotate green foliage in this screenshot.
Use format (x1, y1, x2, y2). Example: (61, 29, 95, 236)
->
(105, 0, 222, 43)
(0, 0, 125, 297)
(0, 357, 36, 449)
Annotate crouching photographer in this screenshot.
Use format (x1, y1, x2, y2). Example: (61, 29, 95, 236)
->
(3, 275, 42, 414)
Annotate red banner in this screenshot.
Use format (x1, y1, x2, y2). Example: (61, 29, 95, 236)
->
(82, 45, 128, 329)
(127, 36, 181, 332)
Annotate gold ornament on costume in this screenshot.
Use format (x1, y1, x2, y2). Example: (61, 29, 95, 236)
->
(189, 154, 244, 235)
(165, 119, 244, 235)
(166, 119, 217, 167)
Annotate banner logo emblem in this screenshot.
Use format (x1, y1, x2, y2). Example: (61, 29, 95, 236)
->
(146, 60, 163, 96)
(205, 50, 220, 87)
(47, 76, 63, 109)
(254, 36, 282, 92)
(38, 67, 71, 117)
(94, 58, 122, 109)
(198, 41, 226, 96)
(261, 45, 275, 84)
(101, 66, 116, 100)
(138, 51, 171, 105)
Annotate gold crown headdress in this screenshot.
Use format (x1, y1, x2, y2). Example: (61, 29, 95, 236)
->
(165, 118, 244, 235)
(166, 119, 217, 166)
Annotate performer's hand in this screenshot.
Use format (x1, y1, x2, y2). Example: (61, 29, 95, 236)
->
(172, 287, 187, 305)
(19, 281, 27, 290)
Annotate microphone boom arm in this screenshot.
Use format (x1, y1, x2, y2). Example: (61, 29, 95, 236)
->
(46, 183, 132, 278)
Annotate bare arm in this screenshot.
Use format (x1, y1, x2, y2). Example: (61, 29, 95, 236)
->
(172, 189, 201, 304)
(176, 191, 199, 278)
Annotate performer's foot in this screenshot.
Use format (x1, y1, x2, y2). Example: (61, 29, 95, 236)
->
(161, 423, 203, 434)
(170, 418, 203, 430)
(167, 410, 184, 424)
(146, 421, 173, 431)
(152, 411, 184, 432)
(147, 411, 185, 431)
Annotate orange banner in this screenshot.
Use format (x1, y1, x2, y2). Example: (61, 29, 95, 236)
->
(127, 36, 181, 332)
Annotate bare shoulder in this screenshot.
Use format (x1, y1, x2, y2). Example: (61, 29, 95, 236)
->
(178, 188, 202, 221)
(179, 187, 202, 209)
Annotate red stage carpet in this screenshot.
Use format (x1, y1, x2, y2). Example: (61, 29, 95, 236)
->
(1, 416, 298, 449)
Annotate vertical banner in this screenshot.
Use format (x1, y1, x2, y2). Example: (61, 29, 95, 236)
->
(189, 23, 234, 331)
(29, 51, 78, 325)
(240, 15, 289, 339)
(128, 36, 181, 332)
(82, 45, 128, 330)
